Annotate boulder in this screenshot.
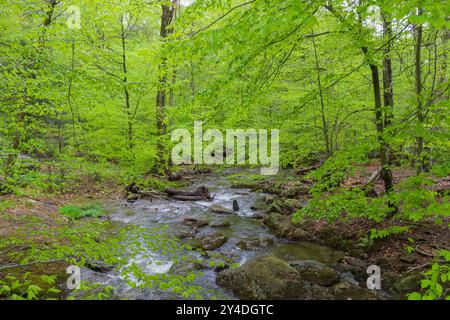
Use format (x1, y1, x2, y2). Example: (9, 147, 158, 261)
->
(183, 217, 209, 228)
(280, 184, 310, 198)
(289, 260, 340, 286)
(237, 237, 275, 251)
(210, 221, 232, 229)
(233, 200, 240, 212)
(216, 256, 306, 299)
(191, 233, 228, 251)
(176, 231, 197, 239)
(284, 198, 304, 210)
(399, 254, 417, 264)
(309, 284, 335, 300)
(209, 204, 235, 215)
(335, 256, 367, 282)
(331, 281, 379, 300)
(265, 213, 314, 241)
(268, 200, 293, 215)
(391, 273, 422, 298)
(126, 194, 139, 203)
(268, 199, 303, 215)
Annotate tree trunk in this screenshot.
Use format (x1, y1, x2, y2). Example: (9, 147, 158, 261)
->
(414, 9, 427, 173)
(381, 17, 395, 195)
(121, 16, 134, 158)
(312, 34, 331, 157)
(155, 1, 176, 173)
(325, 3, 395, 198)
(362, 46, 395, 199)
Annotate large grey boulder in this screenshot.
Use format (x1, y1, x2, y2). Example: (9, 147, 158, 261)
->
(216, 255, 306, 299)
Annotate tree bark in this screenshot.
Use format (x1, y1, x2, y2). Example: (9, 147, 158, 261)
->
(362, 46, 395, 198)
(121, 16, 134, 158)
(155, 1, 176, 173)
(324, 3, 395, 199)
(414, 9, 427, 173)
(381, 16, 395, 195)
(312, 34, 331, 157)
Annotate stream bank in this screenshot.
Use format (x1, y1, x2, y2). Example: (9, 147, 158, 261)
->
(2, 167, 446, 300)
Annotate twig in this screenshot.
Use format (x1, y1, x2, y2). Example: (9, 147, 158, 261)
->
(406, 262, 430, 273)
(190, 0, 256, 37)
(0, 259, 64, 271)
(406, 260, 447, 273)
(0, 245, 31, 257)
(415, 248, 436, 258)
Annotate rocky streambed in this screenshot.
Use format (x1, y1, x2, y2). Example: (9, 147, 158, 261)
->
(83, 168, 391, 300)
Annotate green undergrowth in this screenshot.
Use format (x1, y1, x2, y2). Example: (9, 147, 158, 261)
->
(59, 203, 105, 220)
(0, 212, 206, 300)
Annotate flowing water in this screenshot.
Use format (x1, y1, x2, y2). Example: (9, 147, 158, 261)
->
(79, 168, 345, 300)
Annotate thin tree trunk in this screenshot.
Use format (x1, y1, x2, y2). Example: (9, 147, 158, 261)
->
(67, 42, 79, 149)
(362, 46, 395, 199)
(325, 3, 396, 199)
(414, 9, 426, 173)
(121, 17, 134, 158)
(312, 35, 331, 157)
(155, 1, 176, 173)
(381, 16, 395, 195)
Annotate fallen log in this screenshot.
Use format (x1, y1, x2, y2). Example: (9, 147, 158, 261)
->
(297, 164, 320, 175)
(364, 167, 382, 186)
(165, 186, 212, 201)
(173, 195, 211, 201)
(140, 190, 167, 199)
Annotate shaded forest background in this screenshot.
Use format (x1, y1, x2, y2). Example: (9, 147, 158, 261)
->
(1, 0, 448, 193)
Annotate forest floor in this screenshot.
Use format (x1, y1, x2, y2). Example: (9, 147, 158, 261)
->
(305, 163, 450, 277)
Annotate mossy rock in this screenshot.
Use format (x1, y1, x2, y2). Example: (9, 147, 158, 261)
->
(237, 237, 275, 251)
(265, 213, 313, 241)
(190, 233, 228, 251)
(289, 260, 340, 287)
(391, 273, 422, 298)
(332, 281, 379, 300)
(216, 255, 306, 299)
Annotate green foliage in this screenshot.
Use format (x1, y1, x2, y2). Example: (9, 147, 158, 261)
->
(0, 214, 203, 300)
(294, 172, 449, 224)
(0, 0, 449, 301)
(369, 226, 411, 240)
(389, 175, 450, 223)
(309, 147, 371, 195)
(228, 172, 266, 189)
(293, 188, 372, 223)
(0, 273, 61, 300)
(59, 204, 104, 220)
(408, 250, 450, 300)
(0, 200, 14, 212)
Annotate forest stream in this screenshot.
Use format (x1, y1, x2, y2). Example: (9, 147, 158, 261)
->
(76, 168, 382, 300)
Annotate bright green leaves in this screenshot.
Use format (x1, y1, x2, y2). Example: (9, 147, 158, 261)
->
(369, 225, 410, 240)
(0, 273, 60, 300)
(408, 250, 450, 300)
(59, 203, 105, 220)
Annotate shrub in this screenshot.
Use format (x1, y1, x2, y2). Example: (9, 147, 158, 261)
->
(59, 204, 104, 220)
